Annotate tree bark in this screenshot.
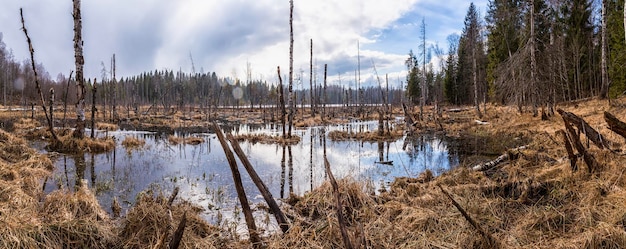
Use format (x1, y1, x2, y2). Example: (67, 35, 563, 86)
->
(322, 64, 327, 123)
(72, 0, 86, 139)
(558, 130, 578, 172)
(63, 71, 73, 127)
(19, 8, 58, 141)
(563, 118, 597, 173)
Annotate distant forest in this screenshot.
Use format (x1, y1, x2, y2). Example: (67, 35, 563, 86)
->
(0, 0, 625, 116)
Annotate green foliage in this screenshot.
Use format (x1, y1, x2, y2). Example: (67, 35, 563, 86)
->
(405, 50, 420, 104)
(608, 0, 626, 98)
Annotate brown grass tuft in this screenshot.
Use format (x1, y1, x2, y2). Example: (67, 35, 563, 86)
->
(168, 135, 205, 145)
(121, 136, 145, 149)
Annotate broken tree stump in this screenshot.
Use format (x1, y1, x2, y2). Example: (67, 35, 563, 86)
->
(557, 130, 578, 172)
(562, 118, 598, 173)
(557, 109, 611, 149)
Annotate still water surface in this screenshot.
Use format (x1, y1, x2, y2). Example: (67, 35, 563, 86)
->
(41, 121, 460, 229)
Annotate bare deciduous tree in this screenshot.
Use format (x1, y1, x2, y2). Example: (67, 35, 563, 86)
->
(72, 0, 86, 139)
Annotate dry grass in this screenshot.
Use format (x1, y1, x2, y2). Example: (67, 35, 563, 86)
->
(3, 98, 626, 248)
(47, 134, 116, 154)
(121, 136, 145, 149)
(96, 122, 119, 131)
(328, 128, 404, 142)
(168, 135, 205, 145)
(232, 133, 301, 145)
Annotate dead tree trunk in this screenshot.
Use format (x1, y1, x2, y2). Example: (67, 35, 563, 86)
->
(20, 9, 58, 141)
(91, 79, 96, 139)
(278, 66, 286, 139)
(557, 109, 611, 149)
(212, 123, 261, 247)
(226, 133, 289, 234)
(563, 119, 597, 173)
(600, 0, 609, 99)
(287, 0, 294, 139)
(49, 88, 54, 131)
(604, 111, 626, 140)
(310, 39, 315, 118)
(322, 64, 327, 123)
(72, 0, 86, 139)
(63, 71, 73, 127)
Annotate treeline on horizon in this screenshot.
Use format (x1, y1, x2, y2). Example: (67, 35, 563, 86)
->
(0, 0, 625, 115)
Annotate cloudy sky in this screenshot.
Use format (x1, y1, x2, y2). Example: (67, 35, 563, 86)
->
(0, 0, 488, 88)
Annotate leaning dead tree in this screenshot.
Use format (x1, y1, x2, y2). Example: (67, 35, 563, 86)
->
(20, 8, 58, 141)
(557, 109, 611, 149)
(287, 0, 294, 138)
(604, 112, 626, 140)
(72, 0, 87, 139)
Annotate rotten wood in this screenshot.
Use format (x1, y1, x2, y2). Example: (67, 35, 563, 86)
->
(437, 184, 499, 247)
(212, 122, 261, 247)
(324, 157, 354, 249)
(557, 130, 578, 172)
(604, 111, 626, 140)
(472, 146, 526, 171)
(167, 186, 179, 207)
(226, 133, 290, 234)
(557, 109, 611, 149)
(20, 8, 58, 142)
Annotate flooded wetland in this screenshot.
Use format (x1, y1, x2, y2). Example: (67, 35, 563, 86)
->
(40, 119, 464, 231)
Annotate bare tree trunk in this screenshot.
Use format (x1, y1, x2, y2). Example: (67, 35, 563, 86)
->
(473, 50, 482, 119)
(530, 0, 538, 116)
(322, 64, 327, 123)
(91, 79, 96, 139)
(49, 88, 54, 132)
(112, 54, 117, 121)
(600, 0, 609, 99)
(72, 0, 86, 139)
(287, 0, 295, 139)
(278, 67, 286, 138)
(624, 1, 626, 43)
(63, 71, 73, 127)
(310, 39, 315, 117)
(20, 8, 58, 141)
(420, 18, 426, 121)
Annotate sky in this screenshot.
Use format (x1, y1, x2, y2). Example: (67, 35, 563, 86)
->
(0, 0, 488, 88)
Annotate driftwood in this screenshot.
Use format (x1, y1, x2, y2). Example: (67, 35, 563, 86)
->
(324, 158, 354, 249)
(472, 146, 526, 171)
(212, 122, 261, 247)
(604, 111, 626, 140)
(437, 184, 499, 247)
(226, 133, 289, 234)
(557, 109, 611, 149)
(558, 130, 578, 172)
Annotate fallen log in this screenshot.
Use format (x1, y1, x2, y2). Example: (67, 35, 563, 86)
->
(557, 109, 611, 149)
(168, 211, 187, 249)
(226, 133, 290, 234)
(604, 111, 626, 140)
(437, 184, 499, 247)
(324, 157, 354, 249)
(212, 122, 261, 247)
(472, 146, 526, 171)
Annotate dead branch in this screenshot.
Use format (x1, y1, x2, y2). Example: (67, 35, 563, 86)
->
(19, 8, 58, 142)
(324, 158, 354, 249)
(557, 109, 611, 149)
(167, 186, 179, 207)
(604, 111, 626, 140)
(437, 184, 499, 247)
(472, 146, 526, 171)
(226, 133, 290, 234)
(212, 122, 261, 247)
(168, 211, 186, 249)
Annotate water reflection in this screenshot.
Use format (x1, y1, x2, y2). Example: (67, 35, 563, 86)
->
(42, 121, 462, 224)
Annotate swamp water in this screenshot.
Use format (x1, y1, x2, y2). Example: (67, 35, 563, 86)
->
(40, 121, 464, 233)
